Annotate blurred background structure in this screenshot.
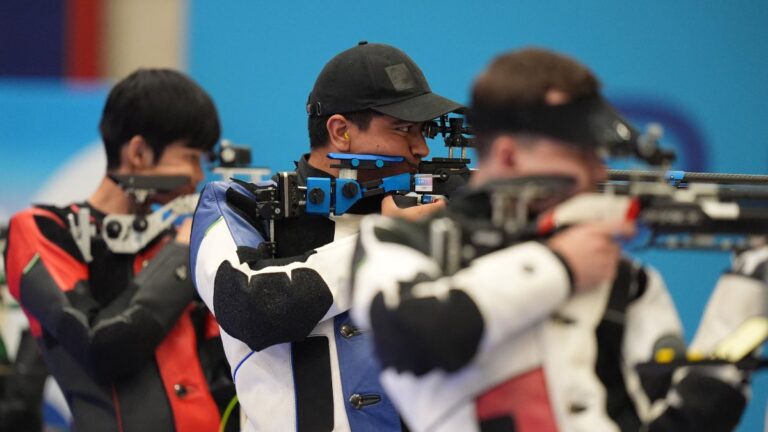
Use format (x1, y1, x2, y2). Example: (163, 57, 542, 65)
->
(1, 1, 767, 430)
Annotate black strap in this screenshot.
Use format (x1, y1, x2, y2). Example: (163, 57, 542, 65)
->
(594, 259, 642, 431)
(292, 337, 334, 432)
(479, 416, 517, 432)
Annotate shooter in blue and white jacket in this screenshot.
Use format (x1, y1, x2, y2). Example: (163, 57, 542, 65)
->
(190, 41, 461, 431)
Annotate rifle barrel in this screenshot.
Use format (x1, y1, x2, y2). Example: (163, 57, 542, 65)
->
(608, 170, 768, 185)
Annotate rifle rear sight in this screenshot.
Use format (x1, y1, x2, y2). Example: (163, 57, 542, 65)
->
(423, 115, 475, 160)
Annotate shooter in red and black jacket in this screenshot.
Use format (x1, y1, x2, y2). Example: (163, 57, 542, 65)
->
(4, 69, 234, 432)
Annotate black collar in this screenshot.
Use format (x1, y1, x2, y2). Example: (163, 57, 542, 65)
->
(295, 153, 333, 186)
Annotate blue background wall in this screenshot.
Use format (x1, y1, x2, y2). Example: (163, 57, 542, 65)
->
(1, 1, 766, 429)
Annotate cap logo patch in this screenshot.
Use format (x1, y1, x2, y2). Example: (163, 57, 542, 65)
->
(385, 64, 416, 91)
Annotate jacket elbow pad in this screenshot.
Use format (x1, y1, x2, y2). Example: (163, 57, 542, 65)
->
(212, 260, 333, 351)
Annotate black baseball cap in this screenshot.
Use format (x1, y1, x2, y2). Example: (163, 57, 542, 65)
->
(307, 41, 463, 122)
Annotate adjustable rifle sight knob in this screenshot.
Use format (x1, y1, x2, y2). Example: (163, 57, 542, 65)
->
(309, 188, 325, 204)
(105, 221, 122, 239)
(133, 217, 148, 233)
(342, 182, 359, 199)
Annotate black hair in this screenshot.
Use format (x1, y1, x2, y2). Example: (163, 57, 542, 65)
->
(307, 109, 376, 149)
(99, 68, 221, 169)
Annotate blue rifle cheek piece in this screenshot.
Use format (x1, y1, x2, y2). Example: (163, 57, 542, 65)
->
(667, 170, 685, 187)
(335, 178, 363, 214)
(620, 221, 652, 251)
(381, 173, 412, 193)
(305, 169, 412, 217)
(327, 152, 405, 163)
(306, 177, 332, 215)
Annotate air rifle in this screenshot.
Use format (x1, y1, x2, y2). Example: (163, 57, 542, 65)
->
(69, 139, 267, 260)
(422, 170, 768, 274)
